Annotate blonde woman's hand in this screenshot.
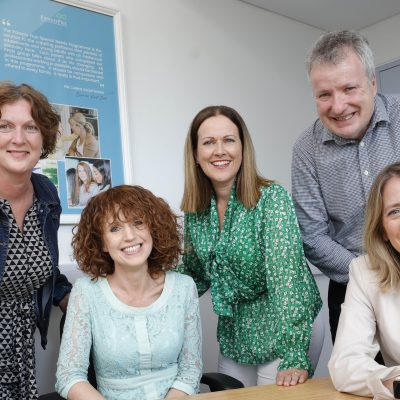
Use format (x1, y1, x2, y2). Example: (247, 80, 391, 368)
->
(276, 368, 308, 386)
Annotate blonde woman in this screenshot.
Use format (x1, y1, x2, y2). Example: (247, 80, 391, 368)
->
(67, 112, 99, 158)
(329, 162, 400, 399)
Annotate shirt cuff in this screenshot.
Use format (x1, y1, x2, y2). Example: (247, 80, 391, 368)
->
(367, 366, 400, 399)
(171, 380, 197, 395)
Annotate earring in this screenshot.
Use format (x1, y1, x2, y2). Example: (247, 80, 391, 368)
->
(196, 160, 199, 166)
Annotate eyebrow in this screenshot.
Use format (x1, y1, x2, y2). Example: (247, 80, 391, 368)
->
(200, 134, 237, 139)
(384, 202, 400, 213)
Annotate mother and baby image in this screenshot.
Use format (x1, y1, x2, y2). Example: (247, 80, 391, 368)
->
(2, 28, 400, 400)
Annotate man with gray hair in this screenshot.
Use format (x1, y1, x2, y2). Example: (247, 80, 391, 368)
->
(291, 30, 400, 342)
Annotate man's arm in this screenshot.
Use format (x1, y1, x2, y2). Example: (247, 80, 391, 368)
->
(291, 139, 355, 284)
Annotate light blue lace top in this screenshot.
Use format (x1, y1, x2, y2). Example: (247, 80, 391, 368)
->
(56, 271, 202, 400)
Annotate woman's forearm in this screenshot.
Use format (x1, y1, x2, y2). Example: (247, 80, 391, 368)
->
(67, 381, 105, 400)
(165, 388, 187, 398)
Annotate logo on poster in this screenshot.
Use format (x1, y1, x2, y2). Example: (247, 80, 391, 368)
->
(40, 13, 67, 27)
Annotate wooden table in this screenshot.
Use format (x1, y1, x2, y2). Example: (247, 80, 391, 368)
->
(188, 377, 371, 399)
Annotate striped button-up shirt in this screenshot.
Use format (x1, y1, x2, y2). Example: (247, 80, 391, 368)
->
(291, 94, 400, 284)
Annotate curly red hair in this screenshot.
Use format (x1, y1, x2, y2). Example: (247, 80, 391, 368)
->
(72, 185, 182, 278)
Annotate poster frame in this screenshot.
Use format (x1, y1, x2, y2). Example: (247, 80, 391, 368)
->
(51, 0, 131, 224)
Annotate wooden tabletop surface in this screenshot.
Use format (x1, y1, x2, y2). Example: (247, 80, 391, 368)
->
(186, 377, 371, 400)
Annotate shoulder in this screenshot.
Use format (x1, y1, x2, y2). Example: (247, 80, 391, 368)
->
(349, 255, 378, 287)
(72, 276, 99, 294)
(258, 183, 292, 207)
(31, 172, 59, 203)
(378, 92, 400, 108)
(86, 135, 98, 146)
(293, 119, 325, 154)
(169, 270, 196, 286)
(168, 271, 197, 294)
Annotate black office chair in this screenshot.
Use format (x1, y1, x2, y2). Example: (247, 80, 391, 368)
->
(39, 314, 243, 399)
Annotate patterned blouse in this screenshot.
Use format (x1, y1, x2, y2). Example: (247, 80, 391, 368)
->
(179, 183, 322, 373)
(0, 198, 53, 400)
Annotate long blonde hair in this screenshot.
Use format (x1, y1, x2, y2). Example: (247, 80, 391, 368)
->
(69, 112, 95, 136)
(181, 105, 271, 212)
(364, 162, 400, 290)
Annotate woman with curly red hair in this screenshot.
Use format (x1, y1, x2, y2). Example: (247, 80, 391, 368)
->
(56, 185, 202, 400)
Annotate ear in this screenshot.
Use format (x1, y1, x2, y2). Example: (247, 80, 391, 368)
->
(102, 242, 109, 253)
(371, 76, 377, 96)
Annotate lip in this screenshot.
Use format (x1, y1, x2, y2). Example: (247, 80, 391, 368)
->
(121, 243, 142, 255)
(7, 150, 30, 158)
(331, 112, 356, 122)
(211, 160, 231, 168)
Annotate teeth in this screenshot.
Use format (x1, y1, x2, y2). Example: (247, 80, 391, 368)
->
(123, 244, 141, 254)
(335, 113, 354, 121)
(212, 161, 230, 166)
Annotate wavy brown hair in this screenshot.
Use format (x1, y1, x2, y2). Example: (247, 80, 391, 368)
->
(0, 81, 58, 158)
(364, 162, 400, 290)
(181, 105, 271, 212)
(72, 185, 182, 279)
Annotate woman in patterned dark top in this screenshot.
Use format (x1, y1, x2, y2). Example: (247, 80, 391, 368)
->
(178, 105, 322, 387)
(0, 82, 71, 399)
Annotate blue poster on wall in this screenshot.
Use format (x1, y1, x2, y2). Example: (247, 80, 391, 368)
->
(0, 0, 125, 221)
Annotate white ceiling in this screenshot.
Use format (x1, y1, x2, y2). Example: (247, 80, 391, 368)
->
(240, 0, 400, 31)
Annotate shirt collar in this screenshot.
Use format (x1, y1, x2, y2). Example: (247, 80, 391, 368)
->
(321, 94, 389, 145)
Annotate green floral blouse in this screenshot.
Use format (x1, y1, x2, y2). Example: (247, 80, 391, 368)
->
(178, 183, 322, 373)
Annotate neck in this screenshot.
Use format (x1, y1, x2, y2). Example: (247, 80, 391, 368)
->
(0, 171, 33, 201)
(109, 266, 150, 292)
(107, 267, 165, 307)
(213, 181, 234, 203)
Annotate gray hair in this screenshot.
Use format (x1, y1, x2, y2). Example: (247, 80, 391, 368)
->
(306, 30, 375, 82)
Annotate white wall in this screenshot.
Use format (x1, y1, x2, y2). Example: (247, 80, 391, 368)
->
(35, 0, 336, 394)
(361, 13, 400, 67)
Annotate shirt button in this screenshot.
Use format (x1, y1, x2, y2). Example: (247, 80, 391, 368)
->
(364, 170, 369, 176)
(360, 141, 365, 147)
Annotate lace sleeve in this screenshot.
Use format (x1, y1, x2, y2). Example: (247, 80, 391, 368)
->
(171, 278, 203, 395)
(55, 278, 93, 399)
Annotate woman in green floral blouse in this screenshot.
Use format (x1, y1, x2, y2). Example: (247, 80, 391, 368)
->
(179, 105, 322, 387)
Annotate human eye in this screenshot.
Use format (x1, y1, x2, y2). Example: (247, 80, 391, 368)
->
(317, 92, 330, 100)
(388, 208, 400, 217)
(225, 137, 236, 143)
(25, 124, 39, 134)
(345, 86, 356, 93)
(202, 138, 214, 145)
(133, 219, 144, 228)
(109, 224, 121, 233)
(0, 121, 13, 133)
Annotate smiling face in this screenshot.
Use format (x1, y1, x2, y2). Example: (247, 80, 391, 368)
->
(382, 176, 400, 254)
(0, 98, 43, 179)
(102, 214, 153, 273)
(77, 164, 88, 183)
(310, 50, 377, 140)
(92, 165, 103, 184)
(196, 115, 242, 192)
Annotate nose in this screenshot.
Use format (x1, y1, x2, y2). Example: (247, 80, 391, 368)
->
(11, 127, 27, 144)
(214, 140, 226, 156)
(123, 225, 137, 241)
(330, 92, 346, 115)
